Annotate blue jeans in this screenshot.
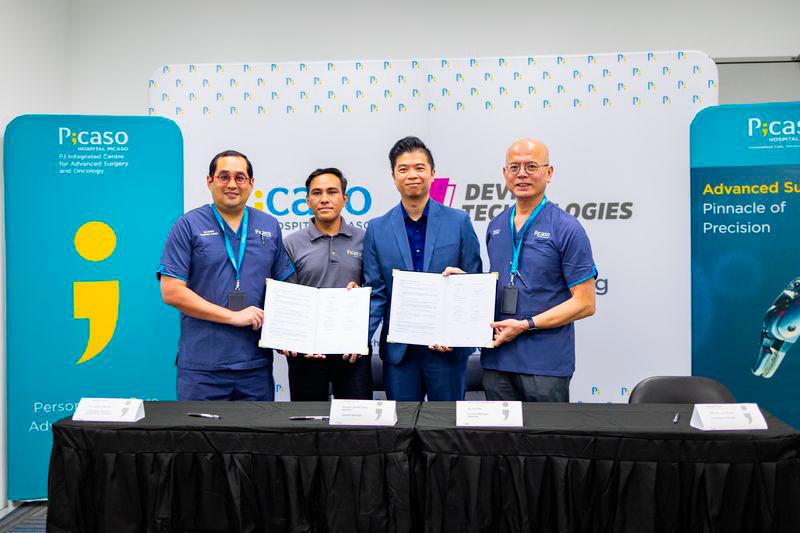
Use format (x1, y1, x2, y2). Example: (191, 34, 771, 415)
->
(177, 365, 275, 401)
(384, 346, 468, 401)
(483, 369, 570, 402)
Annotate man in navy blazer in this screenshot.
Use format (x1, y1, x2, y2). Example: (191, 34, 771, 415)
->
(363, 136, 482, 401)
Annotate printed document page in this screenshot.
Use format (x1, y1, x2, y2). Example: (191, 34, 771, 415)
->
(315, 288, 371, 355)
(387, 271, 444, 346)
(260, 280, 317, 354)
(388, 271, 496, 347)
(444, 273, 496, 348)
(260, 280, 371, 354)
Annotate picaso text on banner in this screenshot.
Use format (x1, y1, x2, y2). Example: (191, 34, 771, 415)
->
(148, 51, 719, 403)
(691, 102, 800, 429)
(3, 115, 183, 499)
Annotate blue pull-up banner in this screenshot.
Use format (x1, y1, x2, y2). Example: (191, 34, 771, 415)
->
(4, 115, 183, 499)
(691, 102, 800, 428)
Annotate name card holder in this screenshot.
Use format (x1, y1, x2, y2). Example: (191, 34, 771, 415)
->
(689, 403, 768, 431)
(329, 399, 397, 426)
(456, 400, 523, 427)
(73, 398, 145, 422)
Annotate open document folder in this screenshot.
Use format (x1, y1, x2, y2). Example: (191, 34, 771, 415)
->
(387, 271, 497, 348)
(259, 279, 371, 355)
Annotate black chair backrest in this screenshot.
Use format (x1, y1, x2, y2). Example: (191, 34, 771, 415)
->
(628, 376, 736, 404)
(466, 353, 484, 391)
(372, 355, 384, 391)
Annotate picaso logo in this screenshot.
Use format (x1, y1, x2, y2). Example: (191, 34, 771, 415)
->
(59, 127, 129, 146)
(748, 118, 800, 137)
(253, 186, 372, 217)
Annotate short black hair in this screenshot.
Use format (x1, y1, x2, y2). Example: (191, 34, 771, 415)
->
(209, 150, 253, 178)
(389, 136, 435, 171)
(305, 167, 347, 195)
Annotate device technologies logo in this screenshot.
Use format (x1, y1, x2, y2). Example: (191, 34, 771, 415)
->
(73, 221, 119, 364)
(430, 177, 456, 207)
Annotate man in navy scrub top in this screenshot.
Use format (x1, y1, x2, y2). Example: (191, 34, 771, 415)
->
(482, 138, 597, 402)
(158, 150, 295, 400)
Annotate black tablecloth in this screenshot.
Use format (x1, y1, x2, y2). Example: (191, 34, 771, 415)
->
(414, 403, 800, 533)
(48, 401, 419, 533)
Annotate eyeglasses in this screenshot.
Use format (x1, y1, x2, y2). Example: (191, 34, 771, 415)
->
(214, 172, 252, 185)
(505, 162, 550, 175)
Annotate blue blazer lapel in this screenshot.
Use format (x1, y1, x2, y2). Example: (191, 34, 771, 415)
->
(423, 199, 442, 272)
(390, 205, 414, 271)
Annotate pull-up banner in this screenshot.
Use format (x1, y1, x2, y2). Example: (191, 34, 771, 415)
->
(691, 102, 800, 428)
(4, 115, 183, 499)
(149, 51, 718, 404)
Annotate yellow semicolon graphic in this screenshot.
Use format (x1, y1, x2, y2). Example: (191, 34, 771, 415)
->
(74, 281, 119, 364)
(73, 221, 119, 364)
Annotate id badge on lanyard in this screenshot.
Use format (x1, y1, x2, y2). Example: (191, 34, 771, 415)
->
(212, 205, 249, 311)
(501, 197, 547, 315)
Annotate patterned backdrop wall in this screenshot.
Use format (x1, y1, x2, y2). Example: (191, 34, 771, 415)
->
(149, 51, 719, 402)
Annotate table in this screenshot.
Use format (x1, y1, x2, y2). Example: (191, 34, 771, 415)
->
(47, 401, 419, 533)
(414, 402, 800, 533)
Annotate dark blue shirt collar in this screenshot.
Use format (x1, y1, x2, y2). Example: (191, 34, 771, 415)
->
(400, 199, 430, 222)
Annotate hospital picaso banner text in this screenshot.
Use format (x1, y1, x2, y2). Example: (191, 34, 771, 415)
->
(149, 51, 719, 402)
(3, 116, 183, 499)
(691, 102, 800, 428)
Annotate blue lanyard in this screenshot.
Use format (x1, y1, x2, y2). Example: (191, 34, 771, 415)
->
(508, 196, 547, 279)
(211, 204, 249, 290)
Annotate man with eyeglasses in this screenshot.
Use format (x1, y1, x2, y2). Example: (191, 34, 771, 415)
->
(482, 137, 597, 402)
(158, 150, 294, 401)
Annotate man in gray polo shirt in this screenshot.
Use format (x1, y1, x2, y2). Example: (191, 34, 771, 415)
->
(282, 167, 371, 400)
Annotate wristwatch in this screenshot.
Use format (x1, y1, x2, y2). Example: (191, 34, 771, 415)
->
(526, 317, 537, 331)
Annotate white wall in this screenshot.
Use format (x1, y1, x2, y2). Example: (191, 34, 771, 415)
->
(68, 0, 800, 114)
(0, 0, 798, 505)
(0, 0, 71, 506)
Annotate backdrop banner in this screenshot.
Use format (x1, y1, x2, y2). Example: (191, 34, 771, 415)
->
(149, 51, 718, 402)
(3, 115, 183, 499)
(691, 102, 800, 428)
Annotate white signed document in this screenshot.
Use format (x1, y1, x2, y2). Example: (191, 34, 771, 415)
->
(259, 279, 371, 355)
(387, 270, 497, 348)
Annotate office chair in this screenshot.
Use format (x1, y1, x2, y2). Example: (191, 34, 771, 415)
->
(628, 375, 736, 404)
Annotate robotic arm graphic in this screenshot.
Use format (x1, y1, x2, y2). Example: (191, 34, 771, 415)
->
(752, 277, 800, 378)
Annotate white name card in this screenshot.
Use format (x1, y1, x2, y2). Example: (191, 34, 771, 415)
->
(73, 398, 145, 423)
(329, 399, 397, 426)
(456, 400, 523, 427)
(689, 403, 768, 431)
